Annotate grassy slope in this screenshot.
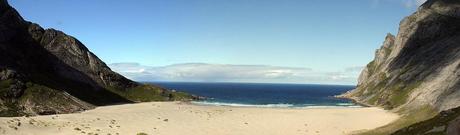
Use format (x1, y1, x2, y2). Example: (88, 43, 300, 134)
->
(0, 79, 194, 116)
(0, 79, 25, 116)
(106, 84, 193, 102)
(357, 105, 437, 135)
(353, 58, 439, 134)
(0, 80, 85, 116)
(353, 77, 436, 134)
(392, 106, 460, 135)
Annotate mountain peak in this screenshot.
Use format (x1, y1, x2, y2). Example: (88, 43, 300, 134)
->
(0, 0, 193, 116)
(341, 0, 460, 134)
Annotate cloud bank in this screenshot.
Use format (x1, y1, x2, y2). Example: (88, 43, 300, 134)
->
(109, 63, 363, 85)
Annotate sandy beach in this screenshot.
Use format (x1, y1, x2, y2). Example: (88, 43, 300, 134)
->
(0, 102, 398, 135)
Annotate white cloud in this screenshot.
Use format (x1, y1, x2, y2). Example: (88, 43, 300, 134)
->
(109, 63, 363, 85)
(345, 66, 365, 72)
(372, 0, 427, 8)
(415, 0, 428, 6)
(403, 0, 427, 8)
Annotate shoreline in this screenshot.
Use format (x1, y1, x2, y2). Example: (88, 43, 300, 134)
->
(188, 101, 363, 109)
(334, 90, 373, 108)
(0, 101, 399, 135)
(334, 96, 373, 108)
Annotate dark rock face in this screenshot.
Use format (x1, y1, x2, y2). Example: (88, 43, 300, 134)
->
(0, 0, 192, 116)
(339, 0, 460, 134)
(341, 0, 460, 111)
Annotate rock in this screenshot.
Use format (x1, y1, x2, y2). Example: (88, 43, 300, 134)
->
(0, 0, 193, 116)
(340, 0, 460, 134)
(342, 0, 460, 111)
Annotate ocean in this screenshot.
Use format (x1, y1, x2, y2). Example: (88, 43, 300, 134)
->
(151, 82, 359, 108)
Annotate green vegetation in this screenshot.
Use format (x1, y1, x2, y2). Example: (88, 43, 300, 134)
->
(0, 79, 12, 89)
(356, 68, 423, 109)
(366, 61, 377, 77)
(0, 77, 194, 116)
(20, 82, 70, 106)
(106, 84, 193, 102)
(0, 103, 24, 117)
(393, 106, 460, 135)
(137, 133, 148, 135)
(0, 79, 13, 96)
(367, 95, 379, 105)
(0, 79, 24, 116)
(352, 68, 434, 135)
(383, 47, 392, 58)
(389, 82, 422, 107)
(115, 85, 167, 102)
(1, 80, 92, 116)
(358, 105, 437, 135)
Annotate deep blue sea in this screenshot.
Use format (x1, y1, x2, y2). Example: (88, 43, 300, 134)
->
(151, 82, 359, 108)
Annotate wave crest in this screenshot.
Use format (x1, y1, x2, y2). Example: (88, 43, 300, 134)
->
(191, 101, 362, 108)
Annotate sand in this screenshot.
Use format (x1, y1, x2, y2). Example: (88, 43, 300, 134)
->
(0, 102, 398, 135)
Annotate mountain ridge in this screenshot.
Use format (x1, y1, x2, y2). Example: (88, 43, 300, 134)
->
(0, 0, 193, 116)
(340, 0, 460, 134)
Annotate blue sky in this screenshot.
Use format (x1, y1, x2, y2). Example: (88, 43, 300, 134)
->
(10, 0, 424, 84)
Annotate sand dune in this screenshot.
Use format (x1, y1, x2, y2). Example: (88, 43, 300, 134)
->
(0, 102, 398, 135)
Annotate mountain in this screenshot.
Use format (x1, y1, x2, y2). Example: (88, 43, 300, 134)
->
(339, 0, 460, 134)
(0, 0, 193, 116)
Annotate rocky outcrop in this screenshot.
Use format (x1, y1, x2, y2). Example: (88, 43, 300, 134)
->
(0, 0, 193, 116)
(339, 0, 460, 134)
(342, 0, 460, 111)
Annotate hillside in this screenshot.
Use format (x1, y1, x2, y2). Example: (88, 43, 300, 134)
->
(340, 0, 460, 134)
(0, 0, 193, 116)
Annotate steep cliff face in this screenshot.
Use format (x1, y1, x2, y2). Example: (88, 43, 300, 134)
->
(343, 0, 460, 112)
(340, 0, 460, 134)
(0, 0, 192, 116)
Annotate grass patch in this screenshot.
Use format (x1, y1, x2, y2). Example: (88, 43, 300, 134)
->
(0, 79, 13, 96)
(0, 79, 12, 89)
(106, 84, 193, 102)
(0, 79, 25, 116)
(384, 47, 392, 58)
(392, 106, 460, 135)
(357, 105, 437, 135)
(389, 82, 422, 107)
(20, 82, 68, 104)
(361, 78, 422, 109)
(124, 85, 167, 102)
(366, 61, 377, 77)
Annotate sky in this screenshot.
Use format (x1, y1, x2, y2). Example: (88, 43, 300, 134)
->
(10, 0, 425, 85)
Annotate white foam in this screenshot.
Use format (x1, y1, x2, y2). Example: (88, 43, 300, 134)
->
(335, 103, 355, 106)
(300, 105, 363, 109)
(191, 101, 362, 108)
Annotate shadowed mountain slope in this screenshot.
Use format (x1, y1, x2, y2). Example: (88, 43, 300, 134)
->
(0, 0, 193, 116)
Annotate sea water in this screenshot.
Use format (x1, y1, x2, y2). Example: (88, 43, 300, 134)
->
(152, 82, 360, 108)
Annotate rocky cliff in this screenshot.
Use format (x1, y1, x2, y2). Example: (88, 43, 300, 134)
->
(340, 0, 460, 134)
(0, 0, 192, 116)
